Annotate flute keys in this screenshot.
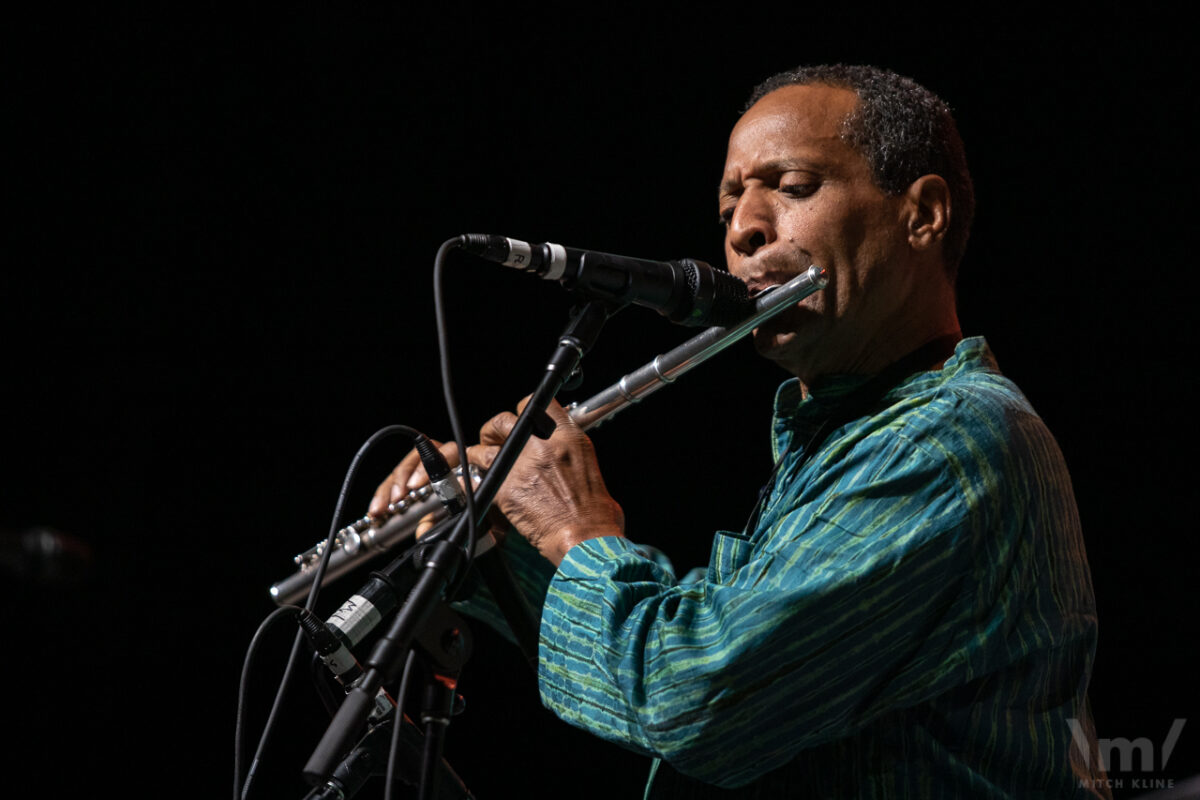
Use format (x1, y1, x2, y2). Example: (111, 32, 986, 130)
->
(361, 526, 380, 550)
(293, 539, 333, 570)
(385, 484, 431, 516)
(340, 529, 363, 557)
(274, 461, 489, 602)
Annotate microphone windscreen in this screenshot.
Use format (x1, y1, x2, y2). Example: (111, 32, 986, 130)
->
(702, 268, 755, 327)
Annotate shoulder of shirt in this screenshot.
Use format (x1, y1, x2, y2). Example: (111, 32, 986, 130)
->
(873, 336, 1052, 463)
(765, 337, 1059, 482)
(772, 335, 1032, 413)
(899, 336, 1032, 410)
(780, 337, 1049, 463)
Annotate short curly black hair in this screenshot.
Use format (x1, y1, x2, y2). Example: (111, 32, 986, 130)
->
(747, 65, 975, 280)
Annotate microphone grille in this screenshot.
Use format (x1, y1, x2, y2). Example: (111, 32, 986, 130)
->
(706, 269, 754, 327)
(683, 262, 700, 295)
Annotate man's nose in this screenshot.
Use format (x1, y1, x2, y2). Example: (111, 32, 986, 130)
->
(726, 190, 774, 258)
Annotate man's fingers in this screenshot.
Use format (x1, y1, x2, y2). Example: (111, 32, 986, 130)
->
(479, 411, 520, 446)
(370, 453, 419, 517)
(368, 438, 457, 517)
(465, 443, 502, 471)
(541, 397, 574, 425)
(481, 397, 577, 447)
(513, 396, 576, 438)
(415, 512, 440, 539)
(370, 396, 578, 520)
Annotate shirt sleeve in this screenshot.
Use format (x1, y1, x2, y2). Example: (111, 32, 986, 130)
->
(451, 533, 682, 646)
(536, 391, 1052, 788)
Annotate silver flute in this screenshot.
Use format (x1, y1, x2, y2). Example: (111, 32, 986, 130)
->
(269, 264, 828, 605)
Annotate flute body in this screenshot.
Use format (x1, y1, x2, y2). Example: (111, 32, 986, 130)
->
(269, 264, 827, 605)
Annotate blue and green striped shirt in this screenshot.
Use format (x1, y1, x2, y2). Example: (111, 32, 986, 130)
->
(479, 337, 1107, 798)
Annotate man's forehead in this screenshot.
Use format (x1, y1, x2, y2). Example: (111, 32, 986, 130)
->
(721, 84, 860, 184)
(731, 84, 858, 145)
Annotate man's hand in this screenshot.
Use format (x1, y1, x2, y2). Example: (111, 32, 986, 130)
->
(472, 397, 624, 566)
(368, 437, 472, 538)
(369, 398, 623, 564)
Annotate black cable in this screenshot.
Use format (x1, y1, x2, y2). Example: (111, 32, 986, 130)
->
(431, 235, 577, 660)
(433, 238, 480, 599)
(302, 237, 580, 787)
(238, 237, 538, 798)
(236, 423, 425, 800)
(240, 627, 307, 800)
(233, 604, 300, 800)
(384, 649, 418, 800)
(301, 424, 428, 614)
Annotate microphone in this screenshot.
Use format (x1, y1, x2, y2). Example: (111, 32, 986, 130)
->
(459, 234, 753, 327)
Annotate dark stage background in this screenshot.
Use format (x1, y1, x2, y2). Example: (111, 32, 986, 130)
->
(4, 6, 1195, 799)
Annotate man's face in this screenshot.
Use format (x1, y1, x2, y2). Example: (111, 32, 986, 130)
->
(720, 84, 915, 380)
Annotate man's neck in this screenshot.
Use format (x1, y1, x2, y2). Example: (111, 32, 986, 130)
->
(793, 319, 963, 400)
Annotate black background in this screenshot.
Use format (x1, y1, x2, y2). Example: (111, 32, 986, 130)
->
(4, 5, 1196, 799)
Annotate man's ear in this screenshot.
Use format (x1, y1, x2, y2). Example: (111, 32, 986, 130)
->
(904, 174, 950, 252)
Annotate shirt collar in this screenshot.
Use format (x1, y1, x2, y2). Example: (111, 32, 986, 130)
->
(771, 336, 996, 440)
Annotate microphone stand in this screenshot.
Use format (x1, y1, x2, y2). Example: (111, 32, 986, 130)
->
(407, 598, 472, 800)
(302, 690, 474, 800)
(303, 298, 616, 796)
(302, 598, 475, 800)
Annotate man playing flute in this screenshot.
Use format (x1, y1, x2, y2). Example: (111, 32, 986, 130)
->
(371, 64, 1108, 799)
